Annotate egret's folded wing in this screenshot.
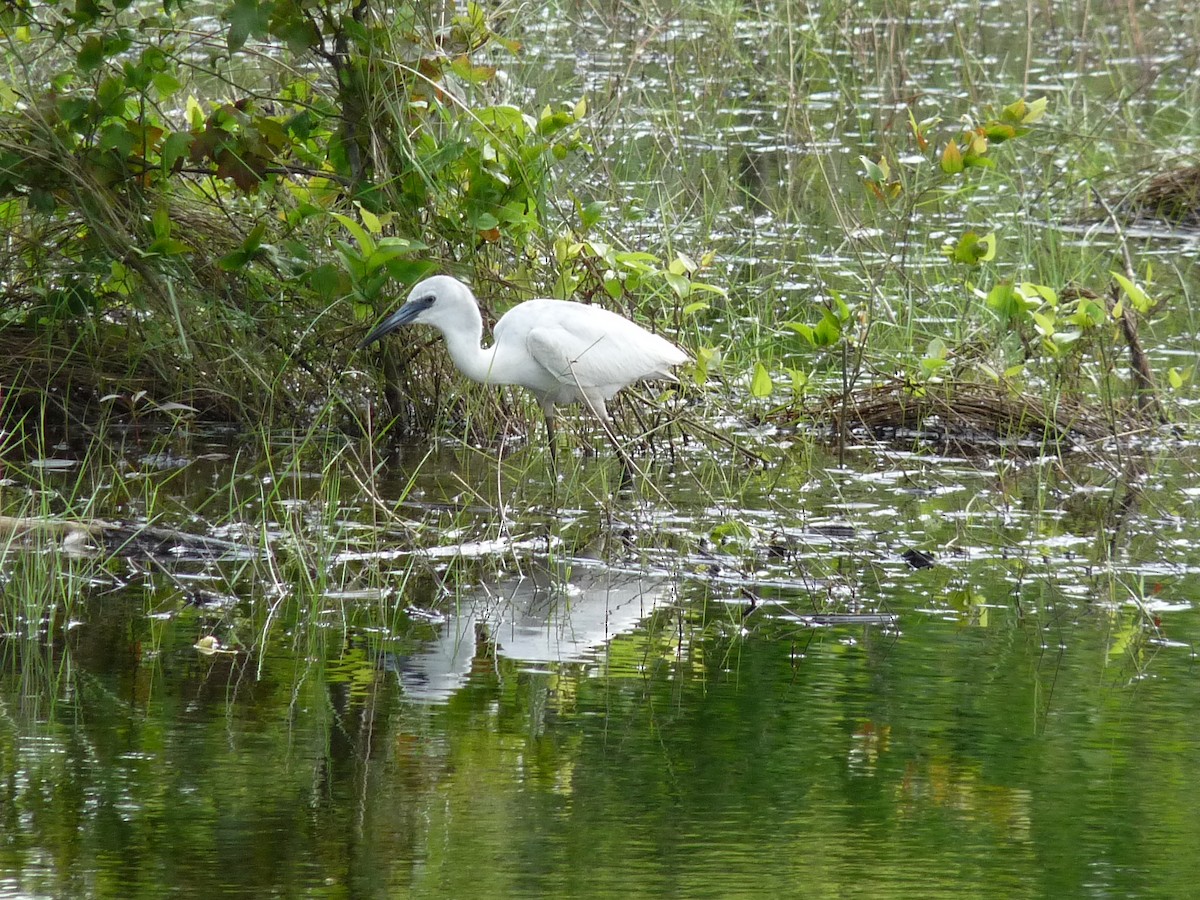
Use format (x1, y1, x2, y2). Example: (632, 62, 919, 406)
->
(526, 325, 629, 391)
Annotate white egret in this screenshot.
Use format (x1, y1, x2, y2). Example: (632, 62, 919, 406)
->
(359, 275, 688, 457)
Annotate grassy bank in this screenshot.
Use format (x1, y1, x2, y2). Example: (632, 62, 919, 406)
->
(0, 0, 1196, 450)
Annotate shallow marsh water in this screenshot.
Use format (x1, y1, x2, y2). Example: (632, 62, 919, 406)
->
(3, 428, 1200, 897)
(6, 0, 1200, 896)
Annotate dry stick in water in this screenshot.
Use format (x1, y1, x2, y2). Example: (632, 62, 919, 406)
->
(1090, 187, 1168, 425)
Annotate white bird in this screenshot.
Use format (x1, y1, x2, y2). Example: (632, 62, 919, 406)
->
(359, 275, 688, 455)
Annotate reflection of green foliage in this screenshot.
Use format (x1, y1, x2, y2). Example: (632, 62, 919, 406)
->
(2, 441, 1199, 896)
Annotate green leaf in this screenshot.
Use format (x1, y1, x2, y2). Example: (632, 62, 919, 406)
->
(358, 205, 382, 235)
(492, 34, 522, 54)
(308, 264, 346, 301)
(331, 213, 375, 255)
(831, 292, 852, 321)
(271, 16, 321, 55)
(96, 76, 127, 115)
(364, 244, 414, 272)
(225, 0, 270, 52)
(671, 252, 698, 275)
(152, 204, 172, 240)
(815, 309, 844, 346)
(580, 200, 605, 231)
(983, 123, 1018, 143)
(219, 248, 251, 271)
(950, 231, 996, 265)
(1019, 282, 1057, 305)
(750, 362, 773, 398)
(450, 55, 497, 85)
(613, 251, 659, 268)
(711, 520, 752, 543)
(161, 131, 193, 171)
(1070, 297, 1107, 327)
(77, 36, 106, 71)
(859, 155, 886, 183)
(152, 71, 182, 99)
(1031, 311, 1056, 337)
(692, 345, 719, 382)
(985, 282, 1023, 318)
(242, 222, 266, 252)
(783, 321, 816, 345)
(474, 105, 530, 137)
(146, 237, 190, 256)
(381, 258, 438, 285)
(664, 271, 690, 298)
(56, 97, 89, 126)
(1000, 98, 1028, 123)
(98, 122, 136, 155)
(920, 355, 948, 376)
(1022, 97, 1048, 124)
(1112, 272, 1153, 313)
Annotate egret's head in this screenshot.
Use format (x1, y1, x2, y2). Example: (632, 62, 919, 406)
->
(358, 275, 476, 347)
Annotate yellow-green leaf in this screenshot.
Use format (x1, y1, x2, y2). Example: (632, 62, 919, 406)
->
(940, 140, 964, 174)
(1022, 97, 1048, 123)
(1001, 98, 1027, 123)
(185, 95, 205, 128)
(1112, 272, 1153, 313)
(358, 205, 382, 235)
(331, 213, 375, 254)
(860, 155, 887, 183)
(750, 362, 773, 398)
(949, 231, 996, 265)
(1032, 311, 1056, 337)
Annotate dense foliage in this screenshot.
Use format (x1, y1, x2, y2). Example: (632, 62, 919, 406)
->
(0, 0, 601, 424)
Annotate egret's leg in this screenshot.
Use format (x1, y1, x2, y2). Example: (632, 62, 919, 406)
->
(587, 398, 667, 501)
(594, 413, 638, 486)
(544, 414, 558, 469)
(616, 446, 635, 491)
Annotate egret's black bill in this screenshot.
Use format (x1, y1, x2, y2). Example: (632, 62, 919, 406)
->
(358, 296, 432, 348)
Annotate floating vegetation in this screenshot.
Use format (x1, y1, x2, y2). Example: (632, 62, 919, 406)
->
(1127, 163, 1200, 226)
(803, 378, 1117, 454)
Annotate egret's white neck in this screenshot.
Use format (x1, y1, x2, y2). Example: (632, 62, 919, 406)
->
(437, 308, 497, 385)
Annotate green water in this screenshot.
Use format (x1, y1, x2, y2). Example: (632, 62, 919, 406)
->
(3, 435, 1200, 897)
(3, 582, 1198, 898)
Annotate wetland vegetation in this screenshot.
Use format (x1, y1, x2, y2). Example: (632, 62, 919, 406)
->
(2, 0, 1200, 895)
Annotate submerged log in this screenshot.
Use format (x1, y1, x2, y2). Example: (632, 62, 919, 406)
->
(0, 515, 254, 559)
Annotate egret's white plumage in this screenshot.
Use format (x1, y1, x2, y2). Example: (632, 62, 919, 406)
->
(360, 275, 688, 443)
